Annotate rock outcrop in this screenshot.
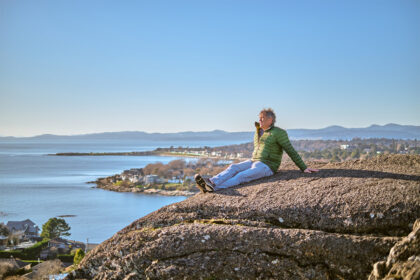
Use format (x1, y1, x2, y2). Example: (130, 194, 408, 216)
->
(369, 218, 420, 280)
(68, 155, 420, 279)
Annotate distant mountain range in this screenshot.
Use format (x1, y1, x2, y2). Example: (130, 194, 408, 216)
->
(287, 123, 420, 140)
(1, 124, 419, 141)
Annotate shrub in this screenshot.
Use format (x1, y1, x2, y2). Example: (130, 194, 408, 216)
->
(73, 249, 85, 266)
(0, 250, 24, 259)
(0, 239, 49, 259)
(22, 239, 50, 259)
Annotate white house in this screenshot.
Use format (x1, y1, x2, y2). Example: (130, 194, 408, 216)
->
(129, 176, 142, 183)
(144, 175, 162, 185)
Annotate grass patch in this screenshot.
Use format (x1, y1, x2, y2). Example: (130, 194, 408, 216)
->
(113, 180, 123, 186)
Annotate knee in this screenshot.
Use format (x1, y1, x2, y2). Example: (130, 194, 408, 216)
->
(226, 163, 239, 172)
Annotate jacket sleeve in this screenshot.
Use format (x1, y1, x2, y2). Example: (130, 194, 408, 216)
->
(276, 130, 307, 171)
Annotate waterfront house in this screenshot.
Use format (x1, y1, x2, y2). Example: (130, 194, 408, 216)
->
(67, 239, 85, 251)
(167, 177, 183, 184)
(40, 238, 86, 259)
(40, 247, 58, 260)
(48, 238, 69, 254)
(47, 238, 85, 254)
(6, 219, 39, 240)
(129, 175, 143, 183)
(144, 175, 162, 185)
(122, 168, 144, 176)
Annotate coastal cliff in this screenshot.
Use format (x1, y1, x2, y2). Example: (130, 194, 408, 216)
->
(67, 155, 420, 279)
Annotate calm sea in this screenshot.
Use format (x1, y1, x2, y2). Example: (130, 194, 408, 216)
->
(0, 138, 243, 243)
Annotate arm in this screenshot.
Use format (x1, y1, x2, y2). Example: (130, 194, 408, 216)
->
(276, 130, 307, 171)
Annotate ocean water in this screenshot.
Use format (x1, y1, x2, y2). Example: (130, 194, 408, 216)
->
(0, 139, 243, 243)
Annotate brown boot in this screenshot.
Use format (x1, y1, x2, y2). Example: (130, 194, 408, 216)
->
(194, 174, 215, 192)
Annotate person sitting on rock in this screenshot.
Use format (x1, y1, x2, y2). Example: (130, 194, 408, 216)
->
(194, 108, 319, 192)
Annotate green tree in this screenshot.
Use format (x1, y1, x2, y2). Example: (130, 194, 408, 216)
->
(73, 248, 85, 265)
(41, 218, 71, 239)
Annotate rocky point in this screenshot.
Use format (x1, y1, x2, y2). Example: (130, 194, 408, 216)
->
(67, 155, 420, 279)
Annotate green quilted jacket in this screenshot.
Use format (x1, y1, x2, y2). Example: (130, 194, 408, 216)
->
(252, 122, 307, 173)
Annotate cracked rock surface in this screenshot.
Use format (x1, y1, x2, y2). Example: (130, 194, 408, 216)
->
(67, 155, 420, 279)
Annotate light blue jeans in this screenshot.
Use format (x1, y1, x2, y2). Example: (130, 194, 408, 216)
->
(211, 160, 274, 189)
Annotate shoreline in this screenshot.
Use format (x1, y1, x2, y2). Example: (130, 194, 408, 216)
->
(52, 151, 159, 156)
(90, 168, 201, 197)
(56, 150, 235, 196)
(51, 151, 241, 160)
(53, 148, 244, 196)
(92, 184, 197, 197)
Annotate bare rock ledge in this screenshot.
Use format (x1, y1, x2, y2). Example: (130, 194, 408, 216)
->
(67, 155, 420, 280)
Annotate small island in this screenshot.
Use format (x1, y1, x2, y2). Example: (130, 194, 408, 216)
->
(90, 158, 229, 196)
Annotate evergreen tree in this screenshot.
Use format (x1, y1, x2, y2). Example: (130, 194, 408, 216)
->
(41, 218, 71, 239)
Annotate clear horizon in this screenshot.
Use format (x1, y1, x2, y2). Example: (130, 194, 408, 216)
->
(1, 0, 419, 137)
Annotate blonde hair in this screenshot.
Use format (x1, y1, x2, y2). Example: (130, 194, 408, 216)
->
(260, 108, 276, 125)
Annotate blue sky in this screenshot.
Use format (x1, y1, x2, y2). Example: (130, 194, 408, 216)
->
(0, 0, 419, 136)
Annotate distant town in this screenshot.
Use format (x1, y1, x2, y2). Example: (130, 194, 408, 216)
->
(56, 138, 420, 161)
(157, 138, 420, 162)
